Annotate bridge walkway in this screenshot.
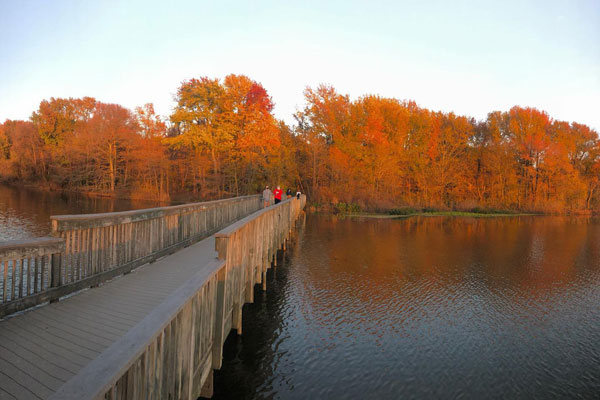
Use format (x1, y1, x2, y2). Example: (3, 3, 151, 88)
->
(0, 235, 218, 400)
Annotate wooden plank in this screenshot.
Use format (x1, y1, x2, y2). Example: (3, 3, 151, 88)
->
(0, 388, 16, 400)
(163, 321, 173, 399)
(0, 238, 202, 318)
(2, 318, 98, 361)
(25, 258, 31, 297)
(211, 267, 227, 370)
(16, 260, 22, 300)
(199, 369, 213, 399)
(182, 301, 194, 399)
(65, 231, 72, 285)
(0, 349, 65, 390)
(51, 300, 142, 326)
(174, 313, 184, 398)
(146, 341, 156, 400)
(50, 253, 61, 289)
(44, 298, 134, 330)
(156, 330, 165, 398)
(71, 230, 78, 283)
(51, 195, 261, 231)
(0, 238, 64, 261)
(80, 287, 163, 309)
(33, 257, 39, 295)
(0, 340, 74, 381)
(10, 260, 16, 302)
(58, 298, 154, 323)
(83, 228, 90, 278)
(42, 303, 132, 335)
(0, 371, 39, 400)
(2, 261, 8, 303)
(21, 311, 119, 345)
(0, 358, 54, 398)
(0, 194, 304, 399)
(0, 329, 82, 373)
(49, 259, 224, 400)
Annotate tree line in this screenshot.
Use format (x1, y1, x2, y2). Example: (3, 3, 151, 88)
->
(0, 74, 598, 212)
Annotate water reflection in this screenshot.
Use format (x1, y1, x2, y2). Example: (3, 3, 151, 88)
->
(214, 215, 600, 399)
(0, 184, 166, 240)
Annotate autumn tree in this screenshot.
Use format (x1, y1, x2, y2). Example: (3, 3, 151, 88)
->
(295, 85, 350, 202)
(31, 97, 96, 145)
(564, 122, 600, 209)
(170, 75, 280, 198)
(171, 77, 234, 196)
(222, 74, 280, 195)
(1, 78, 598, 212)
(505, 106, 553, 207)
(0, 123, 11, 160)
(0, 120, 44, 180)
(132, 104, 170, 200)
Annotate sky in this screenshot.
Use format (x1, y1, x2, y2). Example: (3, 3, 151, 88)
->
(1, 0, 599, 129)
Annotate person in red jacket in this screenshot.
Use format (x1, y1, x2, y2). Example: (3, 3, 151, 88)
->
(273, 185, 283, 204)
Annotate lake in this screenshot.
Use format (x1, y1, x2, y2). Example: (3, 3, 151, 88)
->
(0, 184, 165, 240)
(213, 215, 600, 399)
(1, 185, 599, 398)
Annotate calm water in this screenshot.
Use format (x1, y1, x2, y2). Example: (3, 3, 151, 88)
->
(2, 186, 599, 398)
(214, 214, 600, 399)
(0, 184, 164, 240)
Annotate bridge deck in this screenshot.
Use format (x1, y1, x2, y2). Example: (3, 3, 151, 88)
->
(0, 235, 218, 400)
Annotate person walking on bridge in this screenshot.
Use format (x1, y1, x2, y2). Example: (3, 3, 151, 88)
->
(262, 185, 273, 208)
(273, 186, 283, 204)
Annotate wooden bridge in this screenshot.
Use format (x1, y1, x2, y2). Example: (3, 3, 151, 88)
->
(0, 194, 306, 399)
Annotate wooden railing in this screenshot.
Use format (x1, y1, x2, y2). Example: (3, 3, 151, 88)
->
(0, 195, 262, 318)
(212, 193, 307, 357)
(0, 237, 64, 314)
(50, 195, 306, 400)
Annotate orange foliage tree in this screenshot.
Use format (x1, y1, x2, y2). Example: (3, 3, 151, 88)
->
(295, 86, 599, 212)
(0, 78, 598, 212)
(170, 74, 282, 198)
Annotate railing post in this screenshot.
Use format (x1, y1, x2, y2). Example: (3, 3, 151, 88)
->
(50, 218, 63, 294)
(178, 214, 184, 243)
(49, 252, 62, 303)
(1, 196, 262, 319)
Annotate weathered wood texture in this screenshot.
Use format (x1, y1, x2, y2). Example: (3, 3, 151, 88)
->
(0, 238, 64, 315)
(49, 195, 305, 400)
(213, 194, 307, 365)
(0, 232, 220, 400)
(51, 195, 261, 285)
(0, 196, 261, 318)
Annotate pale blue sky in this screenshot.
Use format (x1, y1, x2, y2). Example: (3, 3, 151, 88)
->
(1, 0, 599, 129)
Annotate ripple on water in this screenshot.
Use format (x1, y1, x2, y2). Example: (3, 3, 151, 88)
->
(214, 215, 600, 399)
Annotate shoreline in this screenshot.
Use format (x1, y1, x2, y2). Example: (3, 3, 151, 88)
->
(2, 182, 596, 217)
(336, 211, 543, 219)
(0, 181, 177, 206)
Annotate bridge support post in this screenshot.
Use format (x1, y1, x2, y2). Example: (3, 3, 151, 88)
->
(233, 303, 243, 335)
(246, 272, 254, 303)
(245, 247, 255, 304)
(199, 370, 214, 398)
(257, 258, 263, 285)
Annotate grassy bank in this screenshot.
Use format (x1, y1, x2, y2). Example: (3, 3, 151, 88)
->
(312, 202, 544, 218)
(340, 210, 539, 219)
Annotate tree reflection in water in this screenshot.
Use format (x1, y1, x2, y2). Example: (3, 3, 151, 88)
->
(214, 215, 600, 399)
